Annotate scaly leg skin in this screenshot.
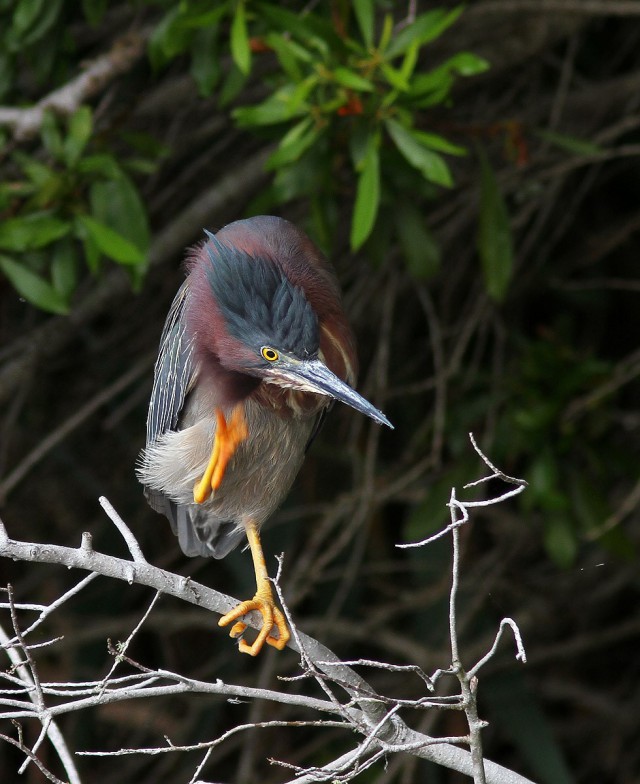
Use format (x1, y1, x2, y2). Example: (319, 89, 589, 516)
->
(218, 520, 291, 656)
(193, 406, 248, 504)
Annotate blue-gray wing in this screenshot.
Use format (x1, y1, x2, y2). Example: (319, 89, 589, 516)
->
(146, 280, 196, 446)
(142, 279, 246, 560)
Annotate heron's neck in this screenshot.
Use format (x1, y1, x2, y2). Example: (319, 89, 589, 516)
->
(252, 384, 327, 418)
(200, 353, 261, 408)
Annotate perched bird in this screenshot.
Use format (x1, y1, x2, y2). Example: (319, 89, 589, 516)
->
(138, 216, 392, 655)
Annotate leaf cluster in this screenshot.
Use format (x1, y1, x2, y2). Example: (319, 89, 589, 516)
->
(149, 1, 489, 274)
(0, 108, 151, 312)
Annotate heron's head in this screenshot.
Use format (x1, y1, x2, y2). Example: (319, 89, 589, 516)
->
(192, 218, 392, 428)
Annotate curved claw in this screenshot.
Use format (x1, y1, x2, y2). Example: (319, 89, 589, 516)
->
(219, 597, 290, 656)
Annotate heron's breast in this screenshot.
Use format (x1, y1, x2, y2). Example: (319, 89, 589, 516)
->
(140, 392, 317, 525)
(226, 397, 315, 509)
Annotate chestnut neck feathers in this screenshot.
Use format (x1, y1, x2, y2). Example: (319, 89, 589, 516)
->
(185, 217, 357, 411)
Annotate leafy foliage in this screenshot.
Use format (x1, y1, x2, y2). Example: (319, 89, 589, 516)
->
(1, 5, 639, 781)
(231, 4, 486, 252)
(0, 107, 150, 311)
(148, 1, 488, 258)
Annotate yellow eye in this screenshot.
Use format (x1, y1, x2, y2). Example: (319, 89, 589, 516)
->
(261, 346, 279, 362)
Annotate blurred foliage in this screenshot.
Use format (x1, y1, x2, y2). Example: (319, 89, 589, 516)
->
(0, 0, 633, 593)
(149, 1, 489, 256)
(0, 107, 151, 312)
(1, 3, 639, 782)
(1, 0, 492, 310)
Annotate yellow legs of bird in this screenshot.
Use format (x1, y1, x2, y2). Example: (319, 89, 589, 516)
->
(193, 405, 290, 656)
(219, 520, 290, 655)
(193, 406, 248, 504)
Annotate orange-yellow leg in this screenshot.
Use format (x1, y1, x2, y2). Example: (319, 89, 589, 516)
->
(218, 519, 290, 656)
(193, 406, 248, 504)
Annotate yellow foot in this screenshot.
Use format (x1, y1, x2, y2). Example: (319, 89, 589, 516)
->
(194, 406, 248, 504)
(219, 596, 290, 656)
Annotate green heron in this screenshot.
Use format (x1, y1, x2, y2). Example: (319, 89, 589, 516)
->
(138, 216, 392, 655)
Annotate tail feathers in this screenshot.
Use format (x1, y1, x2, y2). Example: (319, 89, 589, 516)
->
(144, 488, 245, 559)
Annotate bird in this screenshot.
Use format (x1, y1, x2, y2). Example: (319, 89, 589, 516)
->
(138, 216, 392, 655)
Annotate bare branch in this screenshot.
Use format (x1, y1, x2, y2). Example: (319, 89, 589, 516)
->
(469, 619, 528, 678)
(0, 609, 83, 784)
(0, 729, 68, 784)
(0, 501, 534, 784)
(98, 591, 161, 692)
(466, 432, 528, 490)
(77, 720, 348, 757)
(0, 31, 147, 140)
(2, 574, 98, 648)
(99, 496, 148, 564)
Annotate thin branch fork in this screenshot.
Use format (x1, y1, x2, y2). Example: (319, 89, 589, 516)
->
(0, 593, 82, 784)
(395, 434, 529, 784)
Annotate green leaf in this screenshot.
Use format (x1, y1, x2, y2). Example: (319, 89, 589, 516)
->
(218, 63, 248, 107)
(264, 33, 311, 82)
(265, 118, 321, 170)
(12, 152, 56, 187)
(256, 3, 334, 54)
(82, 0, 107, 26)
(64, 106, 93, 167)
(124, 157, 160, 176)
(190, 26, 221, 97)
(0, 254, 69, 314)
(51, 239, 78, 299)
(396, 202, 441, 279)
(386, 7, 463, 59)
(476, 147, 513, 302)
(535, 128, 603, 156)
(179, 5, 228, 29)
(385, 119, 453, 186)
(17, 0, 62, 46)
(409, 52, 490, 102)
(119, 131, 169, 159)
(353, 0, 374, 47)
(348, 123, 373, 169)
(82, 233, 100, 274)
(90, 176, 150, 254)
(76, 153, 124, 179)
(13, 0, 47, 36)
(148, 6, 190, 69)
(411, 130, 466, 156)
(399, 40, 420, 83)
(41, 110, 64, 161)
(378, 13, 393, 53)
(234, 84, 309, 126)
(544, 516, 578, 568)
(380, 62, 410, 91)
(332, 66, 374, 92)
(0, 213, 70, 251)
(351, 134, 380, 250)
(231, 1, 251, 75)
(75, 215, 145, 266)
(449, 51, 490, 76)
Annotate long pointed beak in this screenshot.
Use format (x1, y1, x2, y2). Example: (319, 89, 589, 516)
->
(279, 358, 393, 428)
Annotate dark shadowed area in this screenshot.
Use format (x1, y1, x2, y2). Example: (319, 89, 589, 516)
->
(1, 3, 639, 783)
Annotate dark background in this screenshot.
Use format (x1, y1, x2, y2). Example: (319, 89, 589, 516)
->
(1, 3, 639, 783)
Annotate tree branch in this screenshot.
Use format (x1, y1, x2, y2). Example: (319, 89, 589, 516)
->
(0, 31, 147, 141)
(0, 504, 533, 784)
